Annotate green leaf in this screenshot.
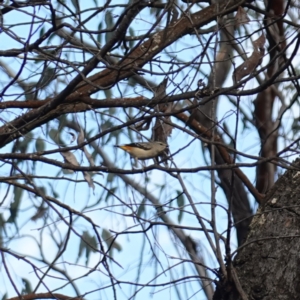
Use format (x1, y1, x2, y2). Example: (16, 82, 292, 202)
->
(137, 199, 146, 217)
(15, 132, 33, 153)
(102, 228, 122, 254)
(31, 205, 47, 221)
(105, 187, 117, 202)
(24, 84, 35, 99)
(35, 138, 45, 152)
(70, 0, 80, 12)
(107, 173, 115, 183)
(0, 214, 5, 231)
(1, 293, 7, 300)
(49, 128, 60, 144)
(36, 186, 46, 197)
(104, 88, 112, 99)
(7, 187, 23, 223)
(39, 67, 56, 88)
(0, 213, 4, 245)
(105, 11, 114, 43)
(128, 27, 135, 48)
(101, 119, 114, 131)
(128, 77, 138, 87)
(22, 278, 32, 294)
(97, 22, 102, 44)
(48, 182, 59, 198)
(176, 191, 185, 223)
(102, 228, 112, 245)
(39, 26, 45, 38)
(78, 231, 97, 266)
(150, 0, 162, 17)
(292, 117, 300, 135)
(48, 32, 57, 45)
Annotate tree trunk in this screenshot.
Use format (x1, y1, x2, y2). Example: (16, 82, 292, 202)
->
(215, 159, 300, 300)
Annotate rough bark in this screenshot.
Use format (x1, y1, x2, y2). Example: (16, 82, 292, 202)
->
(215, 159, 300, 299)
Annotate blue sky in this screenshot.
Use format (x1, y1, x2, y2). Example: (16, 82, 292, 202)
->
(3, 0, 298, 299)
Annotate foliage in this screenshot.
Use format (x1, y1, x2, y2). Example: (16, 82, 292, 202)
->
(0, 0, 299, 299)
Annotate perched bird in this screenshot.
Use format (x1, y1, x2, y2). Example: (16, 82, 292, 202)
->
(114, 141, 168, 163)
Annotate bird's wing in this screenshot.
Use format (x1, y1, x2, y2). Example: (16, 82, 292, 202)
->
(129, 142, 152, 150)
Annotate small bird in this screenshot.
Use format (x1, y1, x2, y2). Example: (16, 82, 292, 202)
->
(114, 141, 168, 163)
